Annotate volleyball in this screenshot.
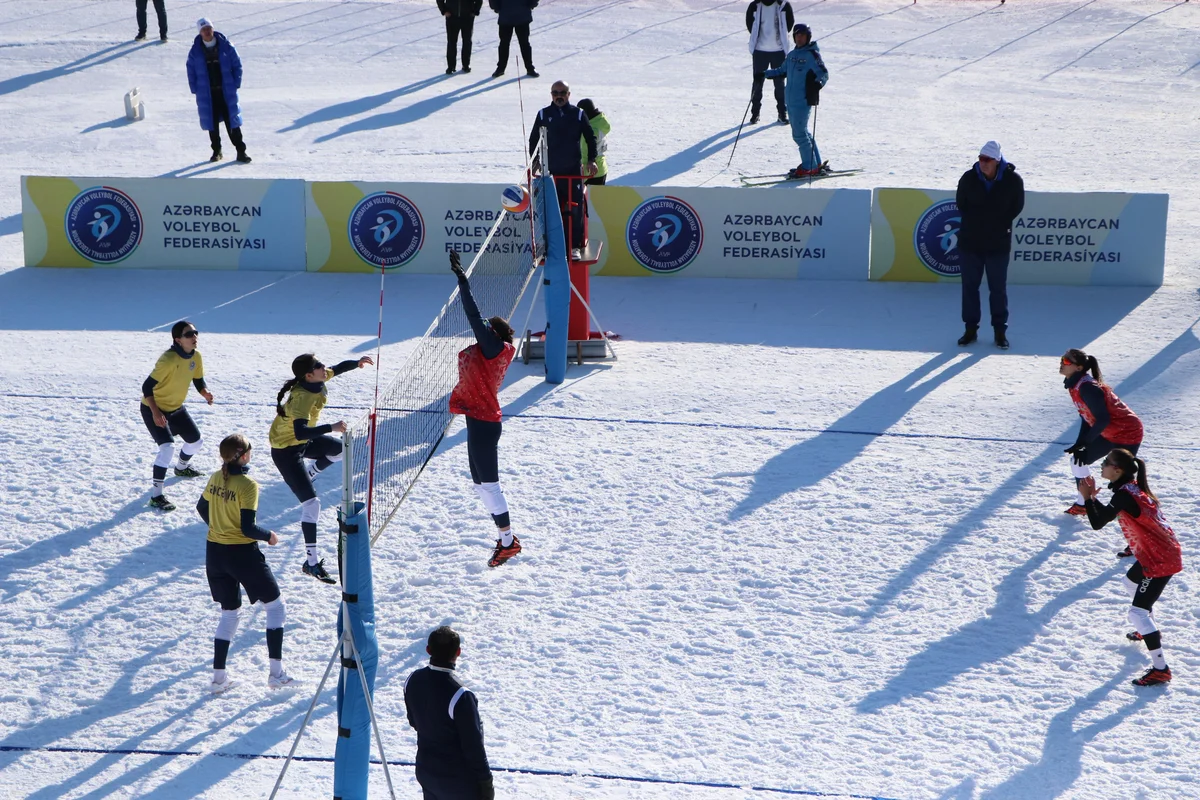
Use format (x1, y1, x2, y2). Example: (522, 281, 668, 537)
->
(500, 184, 530, 213)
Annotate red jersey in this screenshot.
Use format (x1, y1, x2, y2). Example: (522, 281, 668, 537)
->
(449, 342, 515, 422)
(1068, 375, 1143, 445)
(1117, 484, 1183, 578)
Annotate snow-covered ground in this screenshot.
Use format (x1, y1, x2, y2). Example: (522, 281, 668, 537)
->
(2, 1, 1200, 798)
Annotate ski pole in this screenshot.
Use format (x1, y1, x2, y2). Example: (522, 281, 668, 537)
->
(726, 97, 753, 169)
(808, 105, 818, 185)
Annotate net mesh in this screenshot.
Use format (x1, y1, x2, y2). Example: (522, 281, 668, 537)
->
(346, 176, 543, 542)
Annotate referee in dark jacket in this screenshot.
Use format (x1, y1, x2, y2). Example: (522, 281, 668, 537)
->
(404, 627, 495, 800)
(528, 80, 597, 255)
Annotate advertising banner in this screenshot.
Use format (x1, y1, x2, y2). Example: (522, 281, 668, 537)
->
(22, 176, 306, 270)
(870, 188, 1168, 286)
(306, 181, 530, 273)
(587, 185, 870, 280)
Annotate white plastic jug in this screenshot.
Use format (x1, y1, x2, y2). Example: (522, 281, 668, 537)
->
(124, 88, 145, 121)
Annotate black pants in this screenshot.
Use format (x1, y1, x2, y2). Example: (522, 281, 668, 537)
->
(417, 768, 484, 800)
(208, 90, 246, 154)
(1076, 437, 1140, 467)
(272, 436, 343, 503)
(960, 249, 1009, 330)
(141, 402, 200, 445)
(553, 175, 584, 250)
(1127, 561, 1171, 612)
(136, 0, 167, 37)
(445, 14, 474, 70)
(465, 417, 502, 485)
(751, 49, 786, 117)
(497, 23, 533, 72)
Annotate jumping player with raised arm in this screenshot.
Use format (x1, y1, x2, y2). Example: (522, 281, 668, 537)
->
(1079, 448, 1182, 687)
(197, 433, 293, 693)
(448, 251, 520, 567)
(270, 352, 373, 583)
(142, 320, 214, 512)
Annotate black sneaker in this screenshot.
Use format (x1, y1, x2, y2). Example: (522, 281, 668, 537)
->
(1117, 545, 1133, 558)
(302, 559, 337, 584)
(749, 113, 760, 124)
(174, 465, 203, 478)
(462, 66, 471, 73)
(446, 67, 456, 75)
(1126, 631, 1144, 641)
(148, 495, 176, 512)
(957, 326, 978, 346)
(994, 329, 1009, 350)
(210, 150, 223, 163)
(526, 69, 539, 78)
(236, 152, 252, 164)
(492, 68, 505, 78)
(778, 113, 788, 124)
(134, 33, 148, 42)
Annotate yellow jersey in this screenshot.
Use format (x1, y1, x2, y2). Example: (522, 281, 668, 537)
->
(269, 382, 330, 449)
(142, 347, 204, 413)
(203, 470, 261, 546)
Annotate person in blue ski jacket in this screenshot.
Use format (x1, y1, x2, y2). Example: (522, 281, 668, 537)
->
(186, 18, 250, 163)
(764, 23, 828, 177)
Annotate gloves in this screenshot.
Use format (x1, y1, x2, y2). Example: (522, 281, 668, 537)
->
(805, 70, 821, 106)
(1064, 443, 1086, 466)
(449, 250, 465, 277)
(478, 777, 495, 800)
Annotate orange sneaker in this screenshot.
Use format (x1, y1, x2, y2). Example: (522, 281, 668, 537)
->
(1131, 667, 1171, 686)
(1065, 503, 1087, 516)
(1126, 631, 1143, 641)
(488, 535, 522, 568)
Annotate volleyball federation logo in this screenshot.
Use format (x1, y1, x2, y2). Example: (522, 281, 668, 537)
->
(348, 192, 424, 269)
(913, 199, 962, 277)
(626, 196, 703, 273)
(65, 186, 143, 263)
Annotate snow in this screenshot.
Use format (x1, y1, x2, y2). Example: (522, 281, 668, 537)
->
(2, 1, 1200, 798)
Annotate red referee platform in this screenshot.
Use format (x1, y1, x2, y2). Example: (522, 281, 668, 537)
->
(521, 174, 616, 365)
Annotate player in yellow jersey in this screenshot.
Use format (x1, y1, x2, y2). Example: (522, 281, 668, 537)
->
(197, 433, 293, 694)
(269, 353, 373, 583)
(142, 321, 214, 511)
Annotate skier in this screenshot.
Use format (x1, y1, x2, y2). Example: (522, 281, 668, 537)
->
(764, 23, 827, 178)
(269, 352, 373, 583)
(197, 433, 293, 693)
(1078, 448, 1181, 686)
(448, 251, 521, 568)
(1060, 349, 1144, 551)
(141, 320, 212, 512)
(186, 18, 251, 163)
(746, 0, 793, 125)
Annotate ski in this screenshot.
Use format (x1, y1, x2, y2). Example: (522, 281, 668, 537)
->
(739, 167, 862, 181)
(740, 168, 865, 187)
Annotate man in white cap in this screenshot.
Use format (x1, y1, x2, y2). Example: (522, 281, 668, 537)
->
(186, 18, 251, 163)
(954, 140, 1024, 349)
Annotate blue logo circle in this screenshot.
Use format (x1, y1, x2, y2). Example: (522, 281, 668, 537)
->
(348, 192, 424, 270)
(65, 186, 142, 263)
(626, 196, 703, 274)
(913, 199, 962, 277)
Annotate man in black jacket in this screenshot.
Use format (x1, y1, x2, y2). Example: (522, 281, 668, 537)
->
(404, 627, 495, 800)
(489, 0, 539, 78)
(439, 0, 482, 74)
(745, 0, 793, 125)
(528, 81, 598, 256)
(955, 140, 1024, 350)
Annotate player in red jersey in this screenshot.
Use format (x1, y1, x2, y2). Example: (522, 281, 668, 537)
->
(1059, 349, 1143, 555)
(1079, 448, 1182, 686)
(448, 251, 520, 567)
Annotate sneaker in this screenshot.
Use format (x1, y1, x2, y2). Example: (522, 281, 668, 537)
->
(1065, 503, 1087, 516)
(268, 670, 297, 690)
(994, 329, 1009, 350)
(1117, 545, 1133, 558)
(160, 35, 168, 43)
(210, 150, 223, 163)
(488, 535, 522, 568)
(570, 248, 582, 260)
(462, 66, 471, 73)
(302, 558, 337, 584)
(957, 326, 978, 346)
(148, 495, 176, 512)
(526, 69, 539, 78)
(1131, 667, 1172, 686)
(778, 112, 788, 124)
(446, 67, 456, 75)
(492, 68, 505, 78)
(236, 152, 252, 164)
(134, 33, 147, 42)
(174, 465, 203, 478)
(210, 674, 234, 694)
(749, 113, 760, 125)
(1126, 631, 1144, 641)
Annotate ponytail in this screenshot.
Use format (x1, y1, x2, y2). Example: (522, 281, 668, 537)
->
(1085, 355, 1102, 382)
(276, 378, 298, 417)
(1064, 349, 1103, 382)
(1132, 457, 1158, 504)
(277, 353, 321, 416)
(218, 433, 251, 483)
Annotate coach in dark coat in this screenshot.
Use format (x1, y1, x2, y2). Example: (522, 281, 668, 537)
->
(439, 0, 483, 74)
(528, 81, 597, 253)
(186, 18, 250, 163)
(489, 0, 539, 78)
(955, 140, 1024, 349)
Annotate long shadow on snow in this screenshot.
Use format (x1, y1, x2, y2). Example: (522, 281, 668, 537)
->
(0, 213, 20, 237)
(315, 77, 517, 142)
(852, 321, 1200, 627)
(615, 123, 773, 186)
(729, 350, 981, 520)
(857, 514, 1117, 713)
(0, 41, 145, 97)
(278, 73, 453, 132)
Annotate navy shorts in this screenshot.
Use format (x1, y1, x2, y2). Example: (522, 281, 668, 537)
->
(141, 402, 201, 446)
(206, 540, 280, 609)
(465, 417, 502, 485)
(272, 436, 342, 503)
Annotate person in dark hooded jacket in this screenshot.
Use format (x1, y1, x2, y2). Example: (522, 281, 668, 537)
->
(439, 0, 483, 74)
(489, 0, 538, 78)
(955, 140, 1024, 349)
(186, 18, 250, 163)
(528, 81, 597, 255)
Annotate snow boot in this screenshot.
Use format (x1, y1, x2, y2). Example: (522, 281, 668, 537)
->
(957, 326, 978, 346)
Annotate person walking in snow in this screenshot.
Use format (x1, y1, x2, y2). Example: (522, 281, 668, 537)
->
(404, 626, 495, 799)
(1078, 448, 1181, 687)
(269, 353, 373, 584)
(186, 18, 251, 163)
(577, 98, 610, 185)
(746, 0, 793, 125)
(764, 23, 827, 178)
(448, 251, 521, 568)
(134, 0, 169, 42)
(489, 0, 539, 78)
(439, 0, 482, 74)
(1059, 350, 1144, 542)
(198, 433, 294, 694)
(141, 320, 212, 512)
(955, 140, 1024, 349)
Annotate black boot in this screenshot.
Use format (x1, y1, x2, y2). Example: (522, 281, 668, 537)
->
(210, 149, 223, 163)
(994, 327, 1009, 350)
(957, 325, 978, 346)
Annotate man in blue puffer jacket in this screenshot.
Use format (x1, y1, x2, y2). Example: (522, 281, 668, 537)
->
(488, 0, 539, 79)
(765, 23, 827, 177)
(186, 18, 250, 163)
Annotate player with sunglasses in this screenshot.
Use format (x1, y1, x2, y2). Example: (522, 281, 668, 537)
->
(141, 320, 214, 512)
(270, 352, 373, 583)
(1078, 448, 1181, 686)
(1059, 349, 1144, 543)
